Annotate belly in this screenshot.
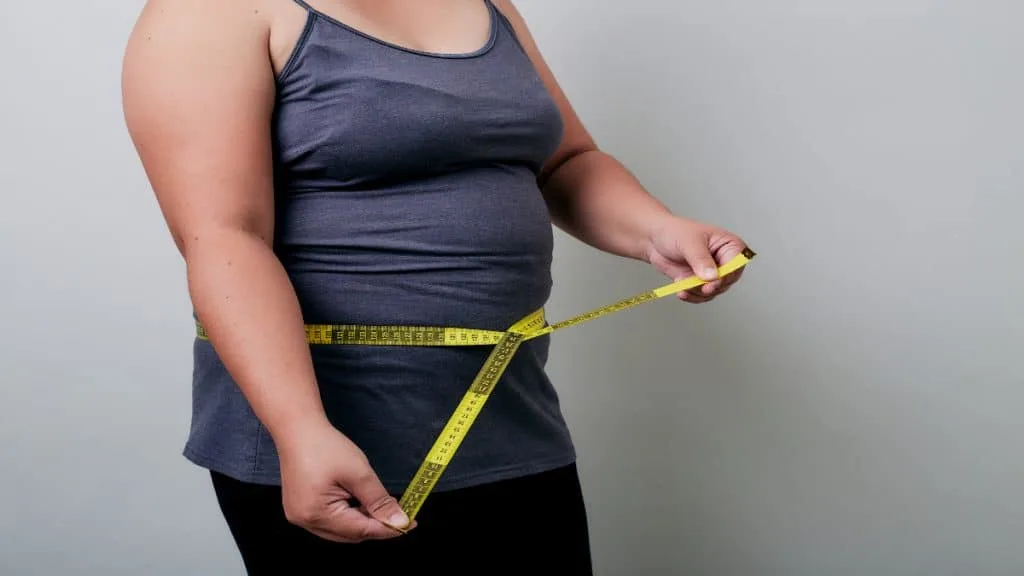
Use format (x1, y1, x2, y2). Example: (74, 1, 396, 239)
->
(275, 167, 554, 330)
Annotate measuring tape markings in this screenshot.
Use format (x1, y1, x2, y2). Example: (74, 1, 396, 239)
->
(195, 247, 756, 526)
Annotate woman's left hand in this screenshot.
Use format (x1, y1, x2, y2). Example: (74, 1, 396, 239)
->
(645, 216, 750, 303)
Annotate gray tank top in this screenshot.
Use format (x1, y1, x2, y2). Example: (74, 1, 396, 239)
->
(183, 0, 577, 492)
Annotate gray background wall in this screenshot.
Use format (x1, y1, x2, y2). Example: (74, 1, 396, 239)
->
(1, 0, 1021, 574)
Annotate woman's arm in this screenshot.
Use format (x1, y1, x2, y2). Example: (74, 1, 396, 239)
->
(122, 0, 409, 541)
(494, 1, 749, 299)
(122, 0, 325, 447)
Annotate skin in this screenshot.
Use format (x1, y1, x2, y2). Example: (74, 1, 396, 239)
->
(122, 0, 749, 545)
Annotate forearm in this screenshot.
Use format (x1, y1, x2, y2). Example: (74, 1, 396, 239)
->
(184, 228, 329, 442)
(541, 150, 675, 262)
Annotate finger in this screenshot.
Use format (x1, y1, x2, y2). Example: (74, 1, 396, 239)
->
(293, 502, 372, 543)
(699, 279, 722, 296)
(675, 234, 720, 282)
(307, 525, 358, 544)
(711, 237, 749, 263)
(721, 272, 741, 287)
(685, 282, 731, 302)
(679, 290, 713, 303)
(683, 276, 721, 298)
(347, 470, 413, 535)
(316, 502, 406, 541)
(720, 267, 744, 287)
(685, 286, 710, 299)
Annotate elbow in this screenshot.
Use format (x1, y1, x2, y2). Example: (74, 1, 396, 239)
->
(538, 144, 600, 191)
(177, 221, 274, 267)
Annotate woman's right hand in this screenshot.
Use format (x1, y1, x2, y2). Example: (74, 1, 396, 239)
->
(276, 419, 414, 543)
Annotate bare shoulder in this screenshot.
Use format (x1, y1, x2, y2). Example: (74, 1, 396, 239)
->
(125, 0, 271, 51)
(490, 0, 533, 41)
(122, 0, 280, 252)
(122, 0, 274, 120)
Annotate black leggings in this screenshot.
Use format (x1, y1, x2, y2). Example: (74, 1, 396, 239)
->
(211, 463, 594, 575)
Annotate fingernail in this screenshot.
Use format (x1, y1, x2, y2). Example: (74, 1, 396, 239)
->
(389, 511, 410, 528)
(702, 267, 718, 279)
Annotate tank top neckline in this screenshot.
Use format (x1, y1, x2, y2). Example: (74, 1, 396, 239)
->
(293, 0, 499, 60)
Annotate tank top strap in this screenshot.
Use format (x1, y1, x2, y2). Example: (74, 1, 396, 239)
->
(485, 1, 526, 52)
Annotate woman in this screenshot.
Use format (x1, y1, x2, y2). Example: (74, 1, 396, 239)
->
(122, 0, 749, 573)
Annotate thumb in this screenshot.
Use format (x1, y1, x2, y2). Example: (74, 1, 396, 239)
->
(349, 472, 411, 531)
(675, 234, 720, 281)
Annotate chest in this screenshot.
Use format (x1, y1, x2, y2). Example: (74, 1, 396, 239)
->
(271, 19, 563, 189)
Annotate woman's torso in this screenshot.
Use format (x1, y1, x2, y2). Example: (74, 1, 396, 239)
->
(186, 0, 578, 492)
(273, 0, 561, 329)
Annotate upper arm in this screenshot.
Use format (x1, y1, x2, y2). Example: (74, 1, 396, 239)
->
(491, 0, 599, 186)
(121, 0, 277, 256)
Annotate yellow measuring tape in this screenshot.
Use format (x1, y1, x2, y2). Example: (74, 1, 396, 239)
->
(196, 247, 755, 529)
